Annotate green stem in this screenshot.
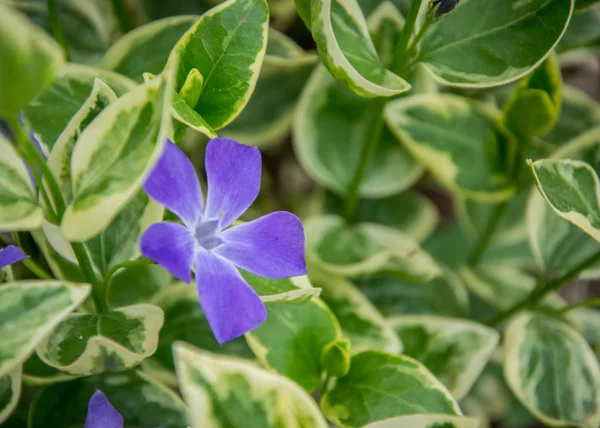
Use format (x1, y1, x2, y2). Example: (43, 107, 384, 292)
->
(391, 0, 425, 74)
(110, 0, 134, 34)
(397, 16, 433, 76)
(560, 298, 600, 314)
(487, 249, 600, 327)
(467, 201, 509, 267)
(343, 99, 386, 222)
(22, 258, 52, 279)
(104, 258, 154, 287)
(46, 0, 69, 60)
(71, 243, 106, 313)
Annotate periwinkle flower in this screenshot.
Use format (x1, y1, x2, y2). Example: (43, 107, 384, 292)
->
(0, 245, 28, 269)
(431, 0, 459, 16)
(84, 390, 123, 428)
(140, 138, 307, 344)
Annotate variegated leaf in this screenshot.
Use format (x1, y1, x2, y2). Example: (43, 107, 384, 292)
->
(385, 93, 516, 201)
(321, 350, 462, 427)
(36, 304, 164, 376)
(0, 133, 43, 230)
(305, 215, 440, 281)
(504, 313, 600, 427)
(60, 65, 174, 241)
(0, 367, 21, 424)
(310, 0, 409, 97)
(170, 0, 269, 130)
(25, 63, 136, 151)
(363, 414, 481, 428)
(311, 270, 402, 354)
(388, 316, 499, 400)
(174, 343, 329, 428)
(0, 5, 63, 117)
(0, 281, 90, 377)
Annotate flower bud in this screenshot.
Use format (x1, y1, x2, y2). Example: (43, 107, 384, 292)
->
(431, 0, 459, 17)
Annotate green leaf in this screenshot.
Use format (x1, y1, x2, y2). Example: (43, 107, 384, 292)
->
(356, 266, 469, 318)
(306, 215, 440, 281)
(101, 15, 198, 82)
(0, 368, 21, 424)
(60, 68, 174, 242)
(321, 350, 462, 427)
(573, 308, 600, 356)
(504, 313, 600, 427)
(363, 414, 481, 428)
(295, 66, 422, 198)
(28, 369, 187, 428)
(170, 0, 269, 130)
(459, 265, 565, 312)
(174, 343, 329, 428)
(389, 316, 499, 400)
(558, 4, 600, 53)
(542, 85, 600, 148)
(385, 94, 516, 201)
(529, 158, 600, 242)
(22, 353, 76, 385)
(0, 281, 90, 377)
(36, 303, 164, 376)
(0, 5, 63, 118)
(418, 0, 574, 87)
(321, 339, 351, 377)
(25, 63, 136, 151)
(222, 29, 318, 147)
(310, 0, 409, 97)
(150, 284, 253, 377)
(503, 54, 563, 137)
(107, 264, 170, 308)
(0, 133, 44, 231)
(8, 0, 114, 64)
(311, 270, 402, 354)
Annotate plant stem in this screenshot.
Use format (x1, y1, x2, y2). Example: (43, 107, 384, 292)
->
(110, 0, 134, 34)
(71, 243, 106, 313)
(559, 297, 600, 314)
(104, 258, 154, 287)
(488, 249, 600, 327)
(343, 99, 386, 222)
(467, 201, 509, 267)
(12, 233, 52, 279)
(391, 0, 425, 74)
(46, 0, 69, 60)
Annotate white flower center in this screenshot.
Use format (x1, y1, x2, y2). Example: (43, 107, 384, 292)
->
(195, 219, 223, 251)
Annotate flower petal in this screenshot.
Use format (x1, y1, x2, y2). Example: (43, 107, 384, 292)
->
(195, 251, 267, 344)
(0, 245, 28, 269)
(143, 139, 203, 228)
(84, 391, 123, 428)
(140, 222, 195, 283)
(204, 138, 261, 227)
(216, 212, 307, 278)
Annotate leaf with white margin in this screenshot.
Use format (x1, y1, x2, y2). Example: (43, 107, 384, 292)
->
(321, 350, 462, 427)
(0, 368, 21, 424)
(36, 303, 164, 376)
(0, 281, 90, 377)
(100, 15, 198, 82)
(504, 312, 600, 427)
(305, 215, 440, 282)
(529, 158, 600, 242)
(388, 316, 499, 400)
(0, 133, 44, 231)
(418, 0, 574, 87)
(310, 0, 409, 97)
(0, 5, 63, 118)
(573, 308, 600, 357)
(24, 63, 136, 151)
(60, 63, 175, 242)
(459, 265, 565, 312)
(222, 29, 318, 147)
(22, 353, 76, 386)
(385, 93, 516, 201)
(363, 414, 481, 428)
(169, 0, 269, 130)
(246, 280, 342, 392)
(311, 269, 402, 354)
(174, 343, 329, 428)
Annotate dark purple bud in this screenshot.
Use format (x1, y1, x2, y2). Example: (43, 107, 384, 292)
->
(431, 0, 459, 17)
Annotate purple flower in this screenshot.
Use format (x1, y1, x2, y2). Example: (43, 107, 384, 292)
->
(140, 138, 307, 344)
(431, 0, 459, 16)
(0, 245, 28, 269)
(84, 391, 123, 428)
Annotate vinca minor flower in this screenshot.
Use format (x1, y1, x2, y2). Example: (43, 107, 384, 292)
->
(431, 0, 459, 16)
(140, 138, 307, 344)
(85, 391, 123, 428)
(0, 245, 28, 269)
